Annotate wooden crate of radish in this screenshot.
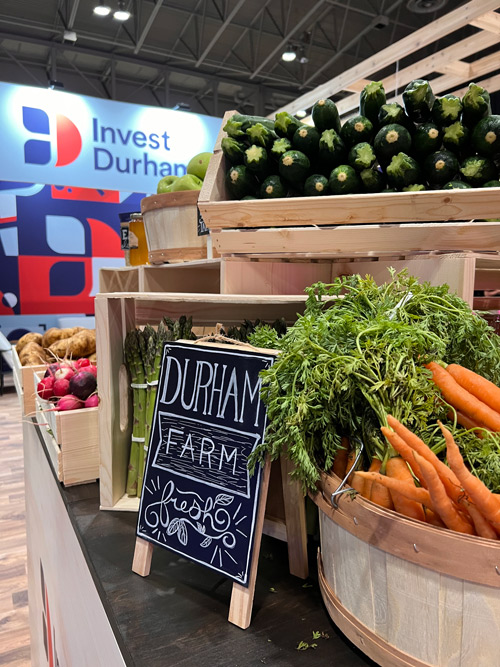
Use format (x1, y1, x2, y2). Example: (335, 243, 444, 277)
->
(34, 359, 99, 487)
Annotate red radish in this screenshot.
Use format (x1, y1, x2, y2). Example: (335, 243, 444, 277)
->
(54, 366, 75, 381)
(69, 371, 97, 400)
(86, 364, 97, 378)
(85, 394, 99, 408)
(37, 377, 54, 400)
(53, 378, 70, 397)
(57, 395, 83, 411)
(44, 363, 60, 378)
(75, 358, 91, 368)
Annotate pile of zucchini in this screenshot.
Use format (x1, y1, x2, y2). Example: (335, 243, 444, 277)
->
(221, 79, 500, 199)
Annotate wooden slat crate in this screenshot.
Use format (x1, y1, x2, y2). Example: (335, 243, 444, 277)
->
(99, 266, 141, 293)
(94, 292, 309, 512)
(12, 346, 46, 415)
(33, 372, 99, 486)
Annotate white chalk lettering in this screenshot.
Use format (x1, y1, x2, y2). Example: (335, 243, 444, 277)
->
(160, 356, 182, 404)
(180, 432, 195, 461)
(194, 361, 215, 414)
(165, 426, 184, 454)
(239, 371, 262, 426)
(219, 444, 237, 475)
(219, 367, 239, 420)
(199, 437, 215, 467)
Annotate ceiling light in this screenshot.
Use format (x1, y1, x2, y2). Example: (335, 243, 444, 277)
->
(406, 0, 448, 14)
(94, 2, 111, 16)
(296, 110, 307, 119)
(282, 46, 297, 62)
(113, 1, 131, 21)
(63, 30, 78, 42)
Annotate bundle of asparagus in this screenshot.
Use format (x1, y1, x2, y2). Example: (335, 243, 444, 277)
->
(223, 317, 288, 342)
(124, 330, 147, 497)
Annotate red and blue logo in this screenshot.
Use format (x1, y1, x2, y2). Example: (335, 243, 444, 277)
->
(22, 106, 82, 167)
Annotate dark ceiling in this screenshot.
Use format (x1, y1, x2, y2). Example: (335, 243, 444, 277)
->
(0, 0, 490, 117)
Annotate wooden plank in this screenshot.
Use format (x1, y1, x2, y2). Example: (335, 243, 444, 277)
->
(99, 267, 140, 294)
(272, 0, 500, 115)
(470, 10, 500, 34)
(437, 577, 463, 667)
(439, 60, 471, 78)
(280, 456, 308, 579)
(452, 72, 500, 98)
(470, 49, 500, 78)
(142, 259, 221, 293)
(212, 222, 500, 257)
(132, 537, 154, 577)
(369, 544, 389, 642)
(460, 581, 500, 665)
(141, 190, 199, 213)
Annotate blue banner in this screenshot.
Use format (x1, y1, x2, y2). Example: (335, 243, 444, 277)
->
(0, 82, 221, 193)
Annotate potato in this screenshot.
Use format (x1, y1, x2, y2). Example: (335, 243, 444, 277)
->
(48, 329, 96, 359)
(19, 341, 47, 366)
(16, 332, 42, 354)
(87, 352, 97, 364)
(42, 326, 84, 349)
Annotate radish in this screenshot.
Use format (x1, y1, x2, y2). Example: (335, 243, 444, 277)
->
(85, 394, 99, 408)
(57, 395, 83, 411)
(86, 364, 97, 378)
(75, 358, 91, 368)
(54, 365, 75, 381)
(53, 378, 70, 397)
(37, 376, 54, 400)
(69, 371, 97, 400)
(44, 363, 60, 378)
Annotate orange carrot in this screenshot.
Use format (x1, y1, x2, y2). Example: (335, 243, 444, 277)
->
(424, 508, 446, 528)
(350, 472, 365, 496)
(447, 364, 500, 415)
(426, 362, 500, 432)
(332, 437, 349, 479)
(414, 453, 475, 535)
(386, 456, 426, 521)
(381, 426, 426, 487)
(369, 473, 395, 511)
(463, 500, 498, 540)
(363, 459, 381, 500)
(345, 440, 357, 478)
(447, 410, 486, 437)
(439, 421, 500, 526)
(357, 471, 432, 509)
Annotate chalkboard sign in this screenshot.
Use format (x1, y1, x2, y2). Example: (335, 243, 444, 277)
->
(197, 207, 209, 236)
(137, 341, 275, 586)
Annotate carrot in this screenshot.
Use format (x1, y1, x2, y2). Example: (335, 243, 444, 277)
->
(357, 471, 432, 509)
(447, 363, 500, 415)
(350, 472, 365, 496)
(463, 500, 498, 540)
(381, 426, 426, 487)
(426, 362, 500, 432)
(386, 414, 463, 503)
(345, 440, 357, 478)
(447, 410, 486, 437)
(424, 508, 446, 528)
(414, 453, 475, 535)
(369, 473, 395, 511)
(386, 456, 426, 521)
(363, 459, 381, 500)
(439, 421, 500, 526)
(332, 436, 349, 479)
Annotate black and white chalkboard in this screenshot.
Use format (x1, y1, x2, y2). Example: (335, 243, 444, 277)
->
(136, 341, 275, 586)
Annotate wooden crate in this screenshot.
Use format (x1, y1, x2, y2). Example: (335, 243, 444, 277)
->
(94, 292, 309, 512)
(33, 372, 99, 486)
(142, 258, 221, 293)
(12, 346, 46, 415)
(313, 472, 500, 667)
(99, 266, 141, 293)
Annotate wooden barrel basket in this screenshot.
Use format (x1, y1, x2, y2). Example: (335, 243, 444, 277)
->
(141, 190, 210, 264)
(312, 471, 500, 667)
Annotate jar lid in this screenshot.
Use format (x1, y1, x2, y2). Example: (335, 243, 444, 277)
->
(129, 212, 143, 221)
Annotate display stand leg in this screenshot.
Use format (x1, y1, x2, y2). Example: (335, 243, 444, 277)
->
(280, 456, 309, 580)
(228, 457, 271, 630)
(132, 537, 154, 577)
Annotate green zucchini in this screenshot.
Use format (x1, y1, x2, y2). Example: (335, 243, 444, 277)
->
(359, 166, 386, 193)
(225, 165, 257, 199)
(312, 98, 341, 133)
(243, 144, 270, 174)
(462, 83, 491, 127)
(242, 195, 258, 200)
(221, 137, 246, 164)
(292, 125, 321, 157)
(443, 181, 472, 190)
(471, 115, 500, 157)
(424, 150, 459, 187)
(274, 112, 302, 140)
(386, 152, 421, 189)
(328, 164, 360, 195)
(402, 184, 426, 192)
(259, 175, 287, 199)
(378, 103, 413, 131)
(304, 174, 330, 196)
(412, 123, 442, 158)
(373, 123, 411, 163)
(459, 156, 497, 186)
(278, 150, 310, 184)
(484, 180, 500, 187)
(246, 122, 277, 149)
(224, 113, 275, 138)
(340, 115, 374, 147)
(347, 142, 376, 171)
(359, 81, 386, 125)
(270, 137, 292, 161)
(442, 121, 469, 155)
(402, 79, 435, 123)
(318, 129, 346, 170)
(431, 95, 462, 127)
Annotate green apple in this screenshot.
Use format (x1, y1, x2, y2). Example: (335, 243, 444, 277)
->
(170, 174, 204, 191)
(157, 175, 179, 193)
(186, 152, 212, 181)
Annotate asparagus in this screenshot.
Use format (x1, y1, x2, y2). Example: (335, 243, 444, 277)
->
(124, 330, 147, 497)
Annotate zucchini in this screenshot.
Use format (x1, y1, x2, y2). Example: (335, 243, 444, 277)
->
(443, 181, 472, 190)
(402, 79, 435, 123)
(278, 150, 310, 184)
(359, 81, 386, 125)
(292, 124, 321, 157)
(378, 103, 413, 131)
(442, 121, 469, 155)
(424, 150, 459, 187)
(412, 122, 442, 158)
(328, 164, 360, 195)
(318, 129, 346, 170)
(242, 195, 258, 200)
(259, 175, 287, 199)
(471, 115, 500, 157)
(224, 113, 275, 138)
(402, 184, 426, 192)
(373, 123, 411, 163)
(347, 142, 376, 171)
(431, 95, 462, 127)
(274, 112, 302, 140)
(270, 137, 292, 161)
(312, 98, 341, 133)
(304, 174, 330, 196)
(459, 156, 497, 186)
(243, 144, 270, 175)
(484, 180, 500, 187)
(386, 152, 421, 189)
(359, 166, 386, 193)
(225, 165, 257, 199)
(221, 137, 246, 164)
(340, 115, 374, 147)
(246, 122, 277, 149)
(462, 83, 491, 127)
